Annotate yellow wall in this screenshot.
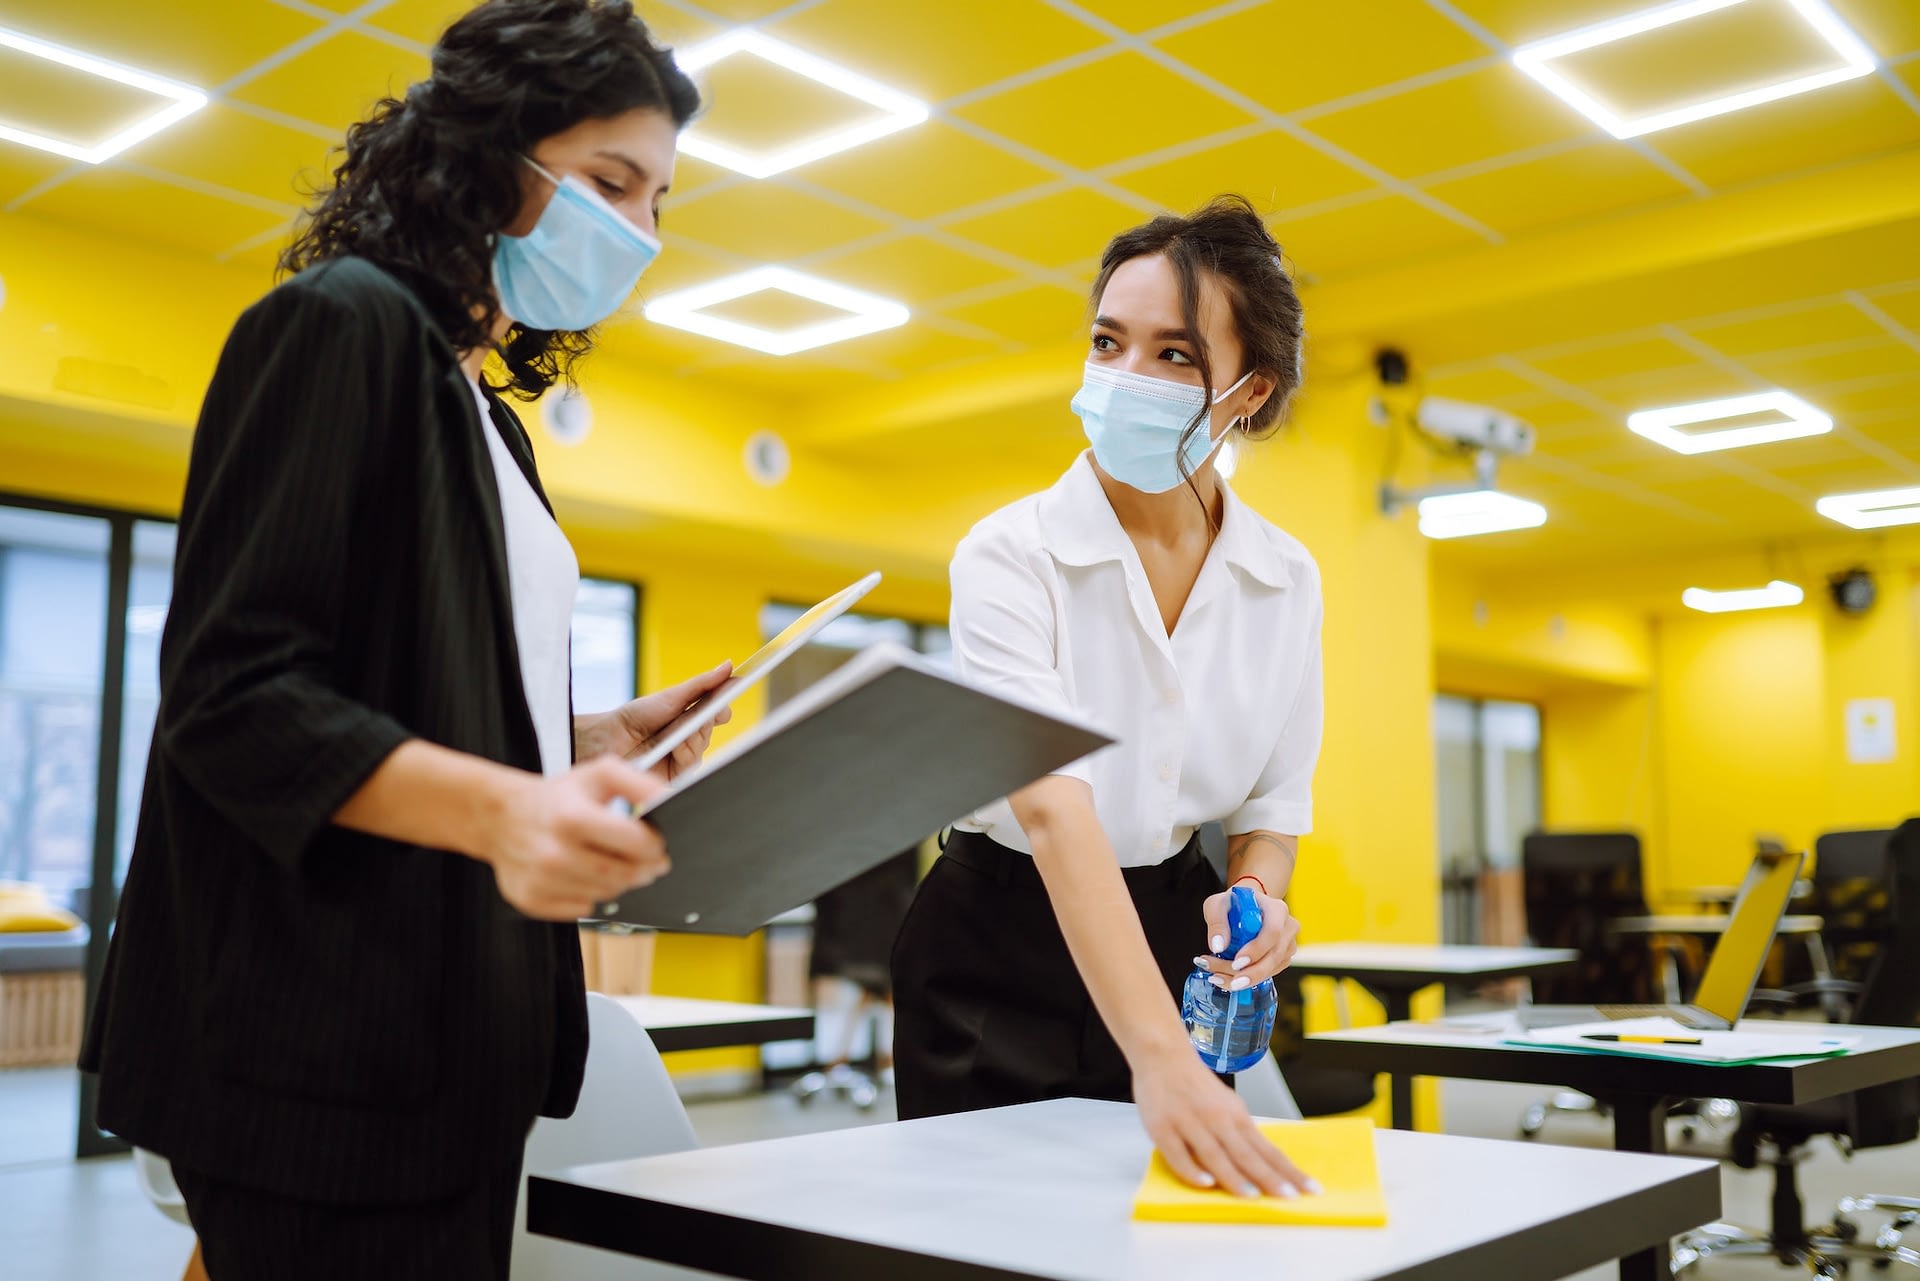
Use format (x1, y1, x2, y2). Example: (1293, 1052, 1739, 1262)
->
(1438, 550, 1920, 905)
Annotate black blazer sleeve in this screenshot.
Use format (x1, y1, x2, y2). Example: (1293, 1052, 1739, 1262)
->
(157, 282, 414, 871)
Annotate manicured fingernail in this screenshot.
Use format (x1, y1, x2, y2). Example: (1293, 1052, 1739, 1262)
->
(1230, 976, 1252, 991)
(1240, 1184, 1260, 1199)
(1194, 1173, 1215, 1187)
(1232, 955, 1251, 971)
(1279, 1183, 1299, 1199)
(1193, 956, 1213, 968)
(1210, 976, 1229, 989)
(1304, 1179, 1324, 1196)
(1210, 934, 1226, 952)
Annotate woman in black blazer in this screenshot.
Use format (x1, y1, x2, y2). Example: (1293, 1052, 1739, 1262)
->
(80, 3, 714, 1276)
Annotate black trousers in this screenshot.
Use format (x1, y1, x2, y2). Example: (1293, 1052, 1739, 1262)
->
(173, 1153, 523, 1281)
(891, 830, 1221, 1120)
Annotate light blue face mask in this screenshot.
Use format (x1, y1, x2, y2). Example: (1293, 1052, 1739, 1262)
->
(492, 157, 661, 331)
(1071, 363, 1255, 494)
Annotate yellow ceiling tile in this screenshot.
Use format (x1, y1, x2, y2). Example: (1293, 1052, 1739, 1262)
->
(369, 0, 715, 47)
(1421, 365, 1557, 403)
(232, 31, 431, 135)
(1818, 372, 1920, 416)
(222, 222, 300, 281)
(1527, 336, 1699, 383)
(1867, 286, 1920, 332)
(598, 312, 752, 369)
(1445, 0, 1676, 47)
(669, 184, 889, 260)
(825, 322, 1006, 375)
(133, 105, 333, 209)
(1745, 337, 1920, 386)
(1158, 0, 1491, 116)
(1079, 0, 1247, 33)
(696, 0, 814, 19)
(1110, 130, 1375, 217)
(791, 123, 1056, 223)
(943, 284, 1090, 346)
(0, 0, 323, 88)
(693, 54, 897, 155)
(943, 187, 1146, 270)
(1304, 65, 1594, 181)
(766, 0, 1106, 104)
(21, 166, 288, 258)
(0, 147, 70, 206)
(1826, 0, 1920, 60)
(1269, 194, 1483, 280)
(1773, 456, 1919, 492)
(1639, 77, 1919, 189)
(1421, 142, 1691, 235)
(1686, 302, 1890, 356)
(1899, 57, 1920, 100)
(1589, 365, 1759, 409)
(703, 290, 849, 331)
(954, 52, 1254, 172)
(662, 154, 732, 204)
(806, 237, 1015, 306)
(1552, 0, 1835, 121)
(632, 241, 752, 301)
(0, 46, 164, 143)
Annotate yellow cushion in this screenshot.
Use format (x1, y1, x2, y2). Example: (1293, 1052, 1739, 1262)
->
(0, 900, 82, 933)
(1133, 1117, 1387, 1226)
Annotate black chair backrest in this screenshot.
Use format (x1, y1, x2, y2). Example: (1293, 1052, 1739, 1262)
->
(1812, 828, 1898, 984)
(1521, 832, 1658, 1003)
(1846, 818, 1920, 1150)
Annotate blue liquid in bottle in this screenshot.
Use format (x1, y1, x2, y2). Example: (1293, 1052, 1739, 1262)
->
(1182, 885, 1278, 1074)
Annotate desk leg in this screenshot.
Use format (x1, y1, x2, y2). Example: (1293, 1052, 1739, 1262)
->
(1610, 1096, 1673, 1281)
(1382, 989, 1414, 1130)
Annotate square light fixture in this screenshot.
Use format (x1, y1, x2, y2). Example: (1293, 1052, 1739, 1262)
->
(0, 25, 207, 163)
(1512, 0, 1876, 139)
(1682, 580, 1804, 612)
(1417, 490, 1548, 539)
(1627, 390, 1831, 454)
(1815, 485, 1920, 530)
(673, 31, 928, 178)
(644, 266, 909, 356)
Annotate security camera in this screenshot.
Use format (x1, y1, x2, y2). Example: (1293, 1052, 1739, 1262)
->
(1416, 397, 1536, 458)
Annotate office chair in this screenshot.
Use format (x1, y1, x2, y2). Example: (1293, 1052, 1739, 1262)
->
(1269, 968, 1380, 1117)
(1801, 829, 1900, 1017)
(1674, 818, 1920, 1278)
(1518, 832, 1661, 1137)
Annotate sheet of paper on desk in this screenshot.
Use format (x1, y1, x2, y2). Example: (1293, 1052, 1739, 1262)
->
(1133, 1118, 1386, 1226)
(1509, 1017, 1858, 1064)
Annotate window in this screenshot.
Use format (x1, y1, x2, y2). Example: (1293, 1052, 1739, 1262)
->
(571, 577, 640, 715)
(1434, 694, 1541, 946)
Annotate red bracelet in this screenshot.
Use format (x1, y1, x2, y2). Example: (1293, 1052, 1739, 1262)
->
(1231, 874, 1269, 898)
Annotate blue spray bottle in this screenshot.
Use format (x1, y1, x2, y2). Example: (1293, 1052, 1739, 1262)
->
(1182, 885, 1278, 1074)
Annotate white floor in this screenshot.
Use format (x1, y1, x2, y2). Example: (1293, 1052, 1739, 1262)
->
(2, 1065, 1915, 1280)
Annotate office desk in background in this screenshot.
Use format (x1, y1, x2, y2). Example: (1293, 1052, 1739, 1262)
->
(529, 1096, 1719, 1281)
(1286, 943, 1578, 1130)
(611, 995, 814, 1053)
(1300, 1014, 1920, 1281)
(1611, 914, 1828, 1002)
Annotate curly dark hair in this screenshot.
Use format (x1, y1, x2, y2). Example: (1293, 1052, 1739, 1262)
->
(280, 0, 700, 399)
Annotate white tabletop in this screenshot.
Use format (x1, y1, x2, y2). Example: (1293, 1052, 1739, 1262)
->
(1611, 914, 1824, 935)
(1289, 942, 1579, 977)
(611, 996, 811, 1029)
(530, 1097, 1718, 1281)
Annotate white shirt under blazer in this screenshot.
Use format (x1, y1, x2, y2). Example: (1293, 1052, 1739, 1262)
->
(951, 451, 1323, 867)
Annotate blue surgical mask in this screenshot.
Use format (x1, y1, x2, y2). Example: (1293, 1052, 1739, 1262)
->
(492, 157, 660, 331)
(1071, 363, 1255, 493)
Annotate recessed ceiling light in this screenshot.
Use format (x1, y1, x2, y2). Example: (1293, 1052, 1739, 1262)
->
(1682, 580, 1804, 613)
(0, 25, 207, 163)
(1627, 390, 1831, 455)
(1815, 485, 1920, 530)
(1512, 0, 1876, 139)
(1417, 490, 1548, 539)
(673, 31, 928, 178)
(644, 266, 908, 355)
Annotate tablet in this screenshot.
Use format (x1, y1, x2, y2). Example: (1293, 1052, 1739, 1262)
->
(627, 571, 881, 775)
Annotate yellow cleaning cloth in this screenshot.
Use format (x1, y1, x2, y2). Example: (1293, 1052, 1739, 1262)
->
(1133, 1117, 1387, 1226)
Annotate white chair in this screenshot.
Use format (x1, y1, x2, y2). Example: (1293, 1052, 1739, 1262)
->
(1235, 1051, 1304, 1121)
(511, 992, 703, 1280)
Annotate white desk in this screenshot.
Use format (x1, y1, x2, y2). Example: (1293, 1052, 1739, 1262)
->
(529, 1097, 1719, 1281)
(1301, 1015, 1920, 1281)
(1287, 943, 1578, 1128)
(612, 996, 813, 1053)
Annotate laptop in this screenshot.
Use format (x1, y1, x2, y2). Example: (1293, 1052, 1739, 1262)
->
(1517, 846, 1805, 1030)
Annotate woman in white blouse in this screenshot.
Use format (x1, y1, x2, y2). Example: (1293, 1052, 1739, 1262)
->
(893, 197, 1321, 1201)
